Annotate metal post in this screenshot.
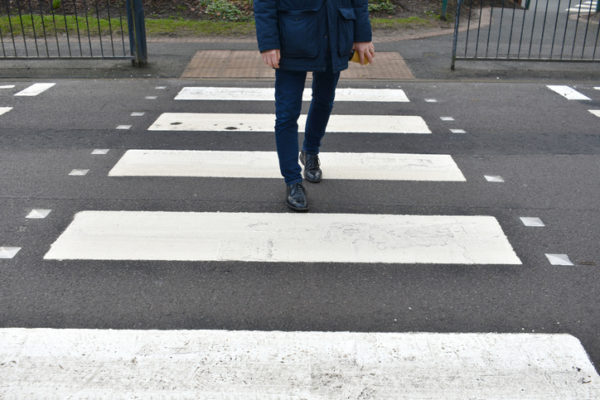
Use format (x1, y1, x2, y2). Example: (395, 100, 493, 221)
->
(441, 0, 449, 21)
(126, 0, 147, 66)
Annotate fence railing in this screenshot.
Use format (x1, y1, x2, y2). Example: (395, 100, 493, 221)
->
(452, 0, 600, 68)
(0, 0, 146, 65)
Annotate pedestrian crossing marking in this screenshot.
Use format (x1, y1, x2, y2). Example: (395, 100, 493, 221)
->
(148, 113, 432, 134)
(44, 212, 521, 264)
(14, 83, 56, 97)
(589, 110, 600, 118)
(0, 107, 12, 116)
(108, 150, 467, 182)
(175, 87, 410, 102)
(0, 85, 16, 89)
(0, 247, 21, 259)
(546, 253, 575, 266)
(547, 85, 591, 101)
(1, 329, 598, 398)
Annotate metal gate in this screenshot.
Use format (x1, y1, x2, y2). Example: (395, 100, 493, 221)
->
(452, 0, 600, 68)
(0, 0, 146, 65)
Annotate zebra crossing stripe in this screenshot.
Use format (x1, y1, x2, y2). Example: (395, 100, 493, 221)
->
(44, 211, 521, 264)
(108, 150, 466, 182)
(589, 110, 600, 118)
(1, 329, 598, 398)
(0, 107, 12, 116)
(175, 87, 410, 102)
(547, 85, 591, 101)
(14, 83, 56, 97)
(148, 113, 432, 134)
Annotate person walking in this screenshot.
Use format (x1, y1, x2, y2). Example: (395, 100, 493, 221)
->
(254, 0, 375, 211)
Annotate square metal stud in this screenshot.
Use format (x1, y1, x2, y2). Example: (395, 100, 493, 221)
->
(155, 86, 167, 90)
(450, 129, 466, 134)
(69, 169, 89, 176)
(520, 217, 545, 227)
(26, 209, 52, 219)
(116, 125, 132, 130)
(145, 96, 158, 100)
(425, 98, 438, 103)
(131, 112, 145, 117)
(0, 247, 21, 259)
(441, 117, 455, 121)
(485, 175, 505, 183)
(546, 254, 574, 266)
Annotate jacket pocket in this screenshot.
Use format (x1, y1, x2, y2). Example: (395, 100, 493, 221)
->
(279, 10, 320, 59)
(337, 7, 356, 57)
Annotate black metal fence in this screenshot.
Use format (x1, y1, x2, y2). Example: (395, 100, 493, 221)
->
(452, 0, 600, 68)
(0, 0, 146, 64)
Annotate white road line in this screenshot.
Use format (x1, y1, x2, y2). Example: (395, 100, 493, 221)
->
(589, 110, 600, 118)
(148, 113, 432, 134)
(450, 129, 466, 134)
(14, 83, 56, 97)
(44, 212, 521, 264)
(1, 329, 598, 398)
(0, 247, 21, 259)
(546, 253, 575, 266)
(485, 175, 505, 183)
(69, 169, 89, 176)
(109, 150, 467, 182)
(175, 87, 410, 102)
(0, 107, 12, 116)
(0, 85, 16, 89)
(26, 209, 52, 219)
(520, 217, 545, 227)
(547, 85, 591, 101)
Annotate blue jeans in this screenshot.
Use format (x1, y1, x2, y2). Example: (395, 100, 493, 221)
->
(274, 69, 341, 185)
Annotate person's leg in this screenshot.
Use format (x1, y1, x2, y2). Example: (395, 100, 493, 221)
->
(302, 70, 341, 155)
(275, 69, 306, 185)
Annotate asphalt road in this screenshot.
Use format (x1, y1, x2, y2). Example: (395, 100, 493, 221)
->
(0, 78, 599, 375)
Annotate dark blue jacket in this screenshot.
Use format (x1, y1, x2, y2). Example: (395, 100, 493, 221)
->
(254, 0, 372, 73)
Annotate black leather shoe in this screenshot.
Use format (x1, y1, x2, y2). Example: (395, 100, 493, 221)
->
(299, 151, 322, 183)
(286, 182, 309, 212)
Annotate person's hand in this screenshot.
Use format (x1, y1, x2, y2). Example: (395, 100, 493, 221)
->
(352, 42, 375, 65)
(261, 49, 281, 69)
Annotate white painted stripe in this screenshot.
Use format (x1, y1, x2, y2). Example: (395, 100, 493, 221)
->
(450, 129, 466, 134)
(145, 96, 158, 100)
(131, 112, 145, 117)
(26, 209, 52, 219)
(440, 116, 455, 121)
(148, 113, 432, 134)
(0, 247, 21, 259)
(589, 110, 600, 118)
(425, 98, 438, 103)
(546, 253, 574, 266)
(44, 212, 521, 264)
(520, 217, 545, 227)
(485, 175, 505, 183)
(14, 83, 55, 96)
(91, 149, 110, 155)
(175, 87, 410, 102)
(1, 329, 598, 398)
(595, 87, 600, 90)
(0, 107, 12, 116)
(69, 169, 89, 176)
(547, 85, 591, 101)
(116, 125, 132, 130)
(108, 150, 467, 182)
(0, 85, 16, 89)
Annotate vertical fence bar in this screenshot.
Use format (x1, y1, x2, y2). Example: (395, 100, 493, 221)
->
(441, 0, 448, 21)
(560, 0, 574, 59)
(82, 0, 93, 56)
(16, 0, 29, 56)
(4, 0, 18, 57)
(49, 0, 62, 57)
(506, 0, 517, 57)
(592, 11, 600, 59)
(72, 0, 83, 56)
(27, 0, 40, 56)
(485, 1, 494, 57)
(107, 0, 116, 56)
(118, 0, 126, 56)
(475, 0, 483, 57)
(516, 0, 528, 58)
(526, 0, 540, 57)
(464, 0, 474, 58)
(581, 0, 594, 58)
(0, 22, 5, 57)
(495, 0, 506, 58)
(538, 0, 550, 58)
(549, 0, 562, 58)
(126, 0, 147, 66)
(570, 0, 584, 59)
(37, 0, 50, 57)
(451, 0, 463, 69)
(95, 0, 104, 57)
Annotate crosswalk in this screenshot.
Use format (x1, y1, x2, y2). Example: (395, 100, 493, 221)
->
(0, 82, 56, 119)
(3, 82, 600, 396)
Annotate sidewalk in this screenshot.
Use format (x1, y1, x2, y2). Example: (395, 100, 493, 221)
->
(1, 25, 599, 82)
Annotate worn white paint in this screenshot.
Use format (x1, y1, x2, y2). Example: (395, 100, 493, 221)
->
(450, 129, 466, 134)
(131, 112, 145, 117)
(116, 125, 132, 130)
(520, 217, 545, 227)
(174, 87, 410, 102)
(425, 98, 438, 103)
(547, 85, 591, 101)
(485, 175, 505, 183)
(0, 107, 12, 116)
(440, 116, 455, 121)
(1, 329, 598, 399)
(589, 110, 600, 118)
(69, 169, 89, 176)
(108, 150, 466, 182)
(44, 211, 521, 264)
(26, 209, 52, 219)
(546, 254, 574, 266)
(0, 247, 21, 259)
(91, 149, 110, 155)
(14, 83, 55, 96)
(148, 113, 432, 134)
(0, 85, 16, 89)
(155, 86, 167, 90)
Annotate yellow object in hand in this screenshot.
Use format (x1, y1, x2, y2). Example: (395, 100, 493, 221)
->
(350, 51, 369, 65)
